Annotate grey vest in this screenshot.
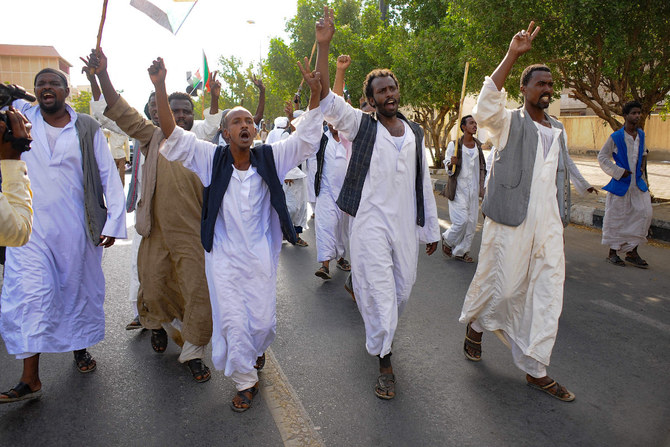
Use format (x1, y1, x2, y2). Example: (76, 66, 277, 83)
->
(482, 109, 570, 227)
(75, 113, 108, 245)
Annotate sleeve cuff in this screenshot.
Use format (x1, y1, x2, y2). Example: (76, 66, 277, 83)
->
(0, 160, 28, 182)
(319, 90, 335, 113)
(103, 95, 130, 121)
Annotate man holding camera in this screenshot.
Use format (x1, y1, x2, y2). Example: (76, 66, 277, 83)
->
(0, 107, 33, 248)
(0, 68, 126, 404)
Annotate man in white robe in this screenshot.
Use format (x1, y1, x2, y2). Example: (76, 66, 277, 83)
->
(598, 100, 653, 268)
(459, 23, 589, 402)
(442, 115, 486, 263)
(316, 9, 441, 400)
(1, 69, 126, 404)
(148, 54, 324, 412)
(314, 125, 351, 280)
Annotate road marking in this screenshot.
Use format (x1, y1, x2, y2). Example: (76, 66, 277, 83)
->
(593, 299, 670, 335)
(261, 348, 325, 447)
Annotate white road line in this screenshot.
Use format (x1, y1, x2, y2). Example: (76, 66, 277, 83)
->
(261, 348, 325, 447)
(592, 299, 670, 335)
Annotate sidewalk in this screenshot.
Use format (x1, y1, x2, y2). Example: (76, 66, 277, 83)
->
(431, 154, 670, 243)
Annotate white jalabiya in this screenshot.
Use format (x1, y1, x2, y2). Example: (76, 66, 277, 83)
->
(1, 100, 126, 357)
(315, 131, 349, 262)
(283, 166, 309, 229)
(321, 91, 440, 357)
(460, 78, 569, 374)
(304, 153, 318, 205)
(442, 140, 481, 257)
(598, 133, 652, 252)
(160, 107, 323, 390)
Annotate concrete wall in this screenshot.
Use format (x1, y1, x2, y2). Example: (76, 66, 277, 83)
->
(560, 115, 670, 161)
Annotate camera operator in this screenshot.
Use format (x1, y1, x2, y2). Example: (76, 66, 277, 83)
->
(0, 107, 32, 247)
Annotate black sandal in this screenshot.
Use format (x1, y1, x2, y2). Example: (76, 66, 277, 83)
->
(73, 349, 97, 373)
(151, 328, 168, 353)
(230, 384, 259, 412)
(0, 382, 42, 404)
(625, 254, 649, 269)
(315, 265, 331, 280)
(374, 373, 396, 400)
(254, 353, 266, 371)
(463, 323, 482, 362)
(186, 358, 211, 383)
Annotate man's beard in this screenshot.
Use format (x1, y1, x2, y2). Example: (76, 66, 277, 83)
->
(39, 98, 65, 114)
(535, 94, 551, 109)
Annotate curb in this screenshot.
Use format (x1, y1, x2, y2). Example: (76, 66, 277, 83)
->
(431, 178, 670, 243)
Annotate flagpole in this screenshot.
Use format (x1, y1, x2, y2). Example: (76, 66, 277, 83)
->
(452, 61, 470, 174)
(90, 0, 109, 75)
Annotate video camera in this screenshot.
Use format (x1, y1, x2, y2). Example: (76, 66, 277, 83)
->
(0, 83, 35, 152)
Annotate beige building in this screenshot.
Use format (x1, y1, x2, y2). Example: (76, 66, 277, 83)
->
(0, 44, 73, 97)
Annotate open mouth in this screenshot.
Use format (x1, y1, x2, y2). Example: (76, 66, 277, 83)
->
(239, 130, 250, 139)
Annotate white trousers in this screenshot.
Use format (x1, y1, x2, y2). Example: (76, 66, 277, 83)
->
(231, 370, 259, 391)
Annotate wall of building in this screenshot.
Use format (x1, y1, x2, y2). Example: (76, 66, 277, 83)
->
(0, 55, 69, 96)
(560, 115, 670, 161)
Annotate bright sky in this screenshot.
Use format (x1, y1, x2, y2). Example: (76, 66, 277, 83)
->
(4, 0, 297, 112)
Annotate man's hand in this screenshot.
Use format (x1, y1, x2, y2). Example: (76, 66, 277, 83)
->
(80, 48, 108, 76)
(284, 100, 294, 120)
(209, 71, 221, 99)
(251, 74, 265, 92)
(148, 57, 167, 87)
(0, 107, 32, 160)
(587, 187, 599, 195)
(337, 55, 351, 71)
(426, 242, 438, 256)
(315, 6, 335, 44)
(508, 21, 540, 57)
(99, 235, 116, 248)
(450, 156, 459, 166)
(620, 170, 632, 179)
(284, 179, 294, 186)
(297, 57, 322, 110)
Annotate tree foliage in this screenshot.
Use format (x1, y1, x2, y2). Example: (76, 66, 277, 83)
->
(70, 90, 92, 115)
(453, 0, 670, 130)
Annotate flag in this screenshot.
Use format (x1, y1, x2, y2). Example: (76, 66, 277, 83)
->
(130, 0, 198, 35)
(203, 51, 211, 92)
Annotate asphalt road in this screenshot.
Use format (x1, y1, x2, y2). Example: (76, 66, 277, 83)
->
(1, 194, 669, 447)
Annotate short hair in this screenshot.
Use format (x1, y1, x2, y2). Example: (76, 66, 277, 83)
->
(363, 69, 399, 100)
(34, 68, 68, 88)
(520, 64, 551, 88)
(144, 92, 156, 120)
(460, 115, 473, 132)
(622, 101, 642, 116)
(167, 92, 194, 110)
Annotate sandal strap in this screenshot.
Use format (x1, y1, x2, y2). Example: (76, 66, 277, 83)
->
(464, 335, 482, 345)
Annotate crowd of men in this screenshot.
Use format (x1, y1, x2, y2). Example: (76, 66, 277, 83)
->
(0, 7, 654, 411)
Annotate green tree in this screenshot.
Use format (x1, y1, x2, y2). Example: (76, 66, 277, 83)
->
(70, 90, 92, 115)
(453, 0, 670, 130)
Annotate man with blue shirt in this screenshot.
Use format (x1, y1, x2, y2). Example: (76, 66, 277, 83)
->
(598, 101, 653, 268)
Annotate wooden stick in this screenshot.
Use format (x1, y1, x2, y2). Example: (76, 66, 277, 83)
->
(90, 0, 109, 74)
(295, 40, 318, 104)
(452, 61, 470, 174)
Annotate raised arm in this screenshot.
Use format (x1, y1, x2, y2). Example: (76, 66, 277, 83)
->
(148, 57, 176, 139)
(333, 55, 350, 96)
(82, 48, 120, 109)
(83, 67, 102, 101)
(315, 6, 335, 100)
(208, 71, 220, 115)
(252, 74, 266, 125)
(490, 22, 540, 90)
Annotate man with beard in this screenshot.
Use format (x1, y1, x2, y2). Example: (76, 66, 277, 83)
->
(459, 23, 578, 402)
(150, 52, 325, 411)
(598, 101, 653, 268)
(1, 68, 126, 403)
(83, 49, 221, 383)
(315, 7, 441, 400)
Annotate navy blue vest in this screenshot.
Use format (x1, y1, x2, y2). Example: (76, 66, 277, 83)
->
(313, 133, 329, 197)
(603, 127, 647, 197)
(201, 144, 297, 252)
(336, 112, 425, 226)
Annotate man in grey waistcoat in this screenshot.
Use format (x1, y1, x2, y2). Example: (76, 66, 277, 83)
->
(459, 22, 587, 402)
